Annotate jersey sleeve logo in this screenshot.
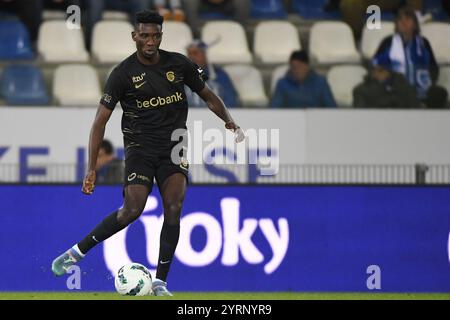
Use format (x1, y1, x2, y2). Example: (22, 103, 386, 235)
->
(166, 71, 175, 82)
(102, 93, 112, 103)
(197, 67, 207, 81)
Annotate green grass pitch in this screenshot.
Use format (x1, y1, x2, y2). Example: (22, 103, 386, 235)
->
(0, 292, 449, 300)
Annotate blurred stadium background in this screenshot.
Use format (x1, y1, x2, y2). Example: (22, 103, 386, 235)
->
(0, 0, 450, 299)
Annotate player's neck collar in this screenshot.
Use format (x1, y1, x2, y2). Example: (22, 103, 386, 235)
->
(135, 50, 161, 66)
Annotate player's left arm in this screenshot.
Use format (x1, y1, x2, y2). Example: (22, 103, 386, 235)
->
(197, 84, 245, 143)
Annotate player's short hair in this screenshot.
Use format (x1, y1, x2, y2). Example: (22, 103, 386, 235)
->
(290, 50, 309, 64)
(100, 139, 114, 155)
(134, 10, 164, 28)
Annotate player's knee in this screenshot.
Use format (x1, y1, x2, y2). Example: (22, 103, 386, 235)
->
(164, 200, 182, 225)
(118, 206, 143, 225)
(166, 201, 182, 215)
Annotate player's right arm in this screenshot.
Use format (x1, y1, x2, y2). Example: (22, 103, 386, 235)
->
(82, 104, 113, 195)
(82, 65, 125, 195)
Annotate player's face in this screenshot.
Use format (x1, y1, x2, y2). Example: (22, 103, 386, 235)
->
(290, 60, 310, 82)
(132, 23, 163, 58)
(187, 46, 207, 68)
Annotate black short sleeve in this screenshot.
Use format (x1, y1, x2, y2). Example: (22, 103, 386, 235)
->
(183, 58, 206, 94)
(100, 67, 126, 110)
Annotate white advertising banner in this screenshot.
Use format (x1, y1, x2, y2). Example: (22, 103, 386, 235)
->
(0, 107, 304, 182)
(0, 107, 449, 182)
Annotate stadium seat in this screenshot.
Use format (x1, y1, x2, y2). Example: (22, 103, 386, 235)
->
(0, 20, 34, 60)
(327, 65, 367, 107)
(37, 20, 89, 63)
(270, 64, 289, 95)
(92, 21, 135, 64)
(250, 0, 287, 19)
(254, 21, 300, 64)
(438, 66, 450, 102)
(292, 0, 340, 19)
(159, 21, 193, 55)
(309, 22, 361, 65)
(0, 65, 49, 105)
(42, 10, 67, 20)
(421, 23, 450, 64)
(202, 21, 252, 64)
(361, 22, 395, 60)
(53, 64, 101, 106)
(223, 64, 268, 107)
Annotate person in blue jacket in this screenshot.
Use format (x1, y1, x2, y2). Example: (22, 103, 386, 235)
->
(271, 50, 337, 108)
(185, 40, 240, 108)
(373, 6, 448, 108)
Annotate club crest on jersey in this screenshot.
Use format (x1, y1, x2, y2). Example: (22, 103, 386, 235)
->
(166, 71, 175, 82)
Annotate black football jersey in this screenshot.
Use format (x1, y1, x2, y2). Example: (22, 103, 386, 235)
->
(100, 50, 206, 154)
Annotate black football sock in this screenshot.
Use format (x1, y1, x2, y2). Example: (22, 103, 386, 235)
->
(156, 222, 180, 282)
(77, 210, 124, 254)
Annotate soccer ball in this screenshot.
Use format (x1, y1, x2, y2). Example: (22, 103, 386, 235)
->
(114, 263, 152, 296)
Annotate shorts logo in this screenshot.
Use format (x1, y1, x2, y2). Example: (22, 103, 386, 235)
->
(137, 174, 151, 182)
(166, 71, 175, 82)
(128, 173, 151, 182)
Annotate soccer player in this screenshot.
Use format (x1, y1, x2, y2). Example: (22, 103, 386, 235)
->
(51, 10, 244, 296)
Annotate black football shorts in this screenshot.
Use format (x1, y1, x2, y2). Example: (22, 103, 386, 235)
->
(123, 148, 189, 194)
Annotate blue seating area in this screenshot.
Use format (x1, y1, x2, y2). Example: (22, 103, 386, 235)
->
(250, 0, 287, 19)
(0, 20, 34, 60)
(0, 1, 448, 108)
(292, 0, 341, 20)
(1, 65, 49, 105)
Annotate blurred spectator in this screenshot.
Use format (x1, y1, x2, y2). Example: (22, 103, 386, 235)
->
(373, 6, 448, 108)
(443, 0, 450, 17)
(184, 40, 239, 108)
(353, 61, 420, 108)
(96, 139, 124, 184)
(183, 0, 247, 32)
(199, 0, 234, 19)
(271, 50, 337, 108)
(45, 0, 81, 10)
(154, 0, 185, 21)
(0, 0, 81, 43)
(325, 0, 423, 39)
(0, 0, 42, 42)
(84, 0, 152, 48)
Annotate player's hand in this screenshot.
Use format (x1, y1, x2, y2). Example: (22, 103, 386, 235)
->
(82, 170, 96, 195)
(225, 121, 245, 143)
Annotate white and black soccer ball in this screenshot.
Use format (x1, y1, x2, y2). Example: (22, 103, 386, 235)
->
(114, 263, 152, 296)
